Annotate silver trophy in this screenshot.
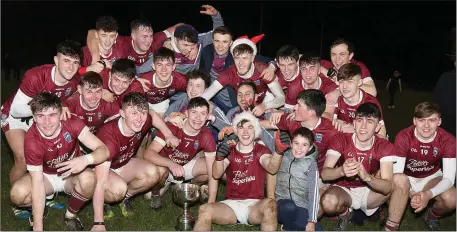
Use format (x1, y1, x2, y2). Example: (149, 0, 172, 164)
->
(172, 183, 201, 231)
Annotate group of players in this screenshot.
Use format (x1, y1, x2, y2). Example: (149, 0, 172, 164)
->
(1, 4, 455, 231)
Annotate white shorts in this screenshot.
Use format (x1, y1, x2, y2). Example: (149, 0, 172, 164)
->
(220, 199, 260, 225)
(408, 170, 443, 193)
(148, 99, 170, 114)
(111, 166, 123, 176)
(336, 185, 378, 216)
(1, 115, 33, 132)
(43, 173, 70, 195)
(166, 153, 203, 183)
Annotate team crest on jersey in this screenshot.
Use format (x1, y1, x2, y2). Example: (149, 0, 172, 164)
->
(254, 80, 261, 85)
(98, 112, 102, 120)
(64, 132, 72, 142)
(65, 88, 72, 96)
(137, 132, 142, 139)
(315, 133, 322, 142)
(433, 147, 438, 156)
(194, 140, 199, 149)
(169, 88, 175, 95)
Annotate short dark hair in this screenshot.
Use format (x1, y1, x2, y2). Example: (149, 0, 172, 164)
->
(79, 71, 103, 89)
(187, 97, 209, 112)
(296, 89, 326, 117)
(121, 92, 149, 111)
(174, 25, 198, 44)
(299, 52, 321, 67)
(291, 127, 315, 144)
(29, 92, 62, 114)
(276, 45, 300, 62)
(232, 44, 254, 56)
(187, 69, 211, 89)
(96, 16, 118, 32)
(330, 38, 354, 54)
(337, 63, 361, 81)
(130, 17, 152, 32)
(414, 101, 441, 118)
(56, 40, 82, 62)
(356, 102, 381, 120)
(111, 59, 136, 80)
(213, 26, 233, 39)
(153, 47, 175, 64)
(238, 81, 257, 94)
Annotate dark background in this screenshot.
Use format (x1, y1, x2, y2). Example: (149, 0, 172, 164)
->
(2, 1, 456, 90)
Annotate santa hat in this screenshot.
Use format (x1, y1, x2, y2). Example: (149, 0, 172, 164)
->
(230, 34, 265, 57)
(232, 111, 261, 139)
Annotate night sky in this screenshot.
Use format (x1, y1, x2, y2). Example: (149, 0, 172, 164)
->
(2, 1, 455, 89)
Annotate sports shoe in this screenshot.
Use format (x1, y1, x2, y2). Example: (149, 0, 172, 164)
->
(45, 199, 65, 210)
(64, 216, 84, 231)
(424, 209, 441, 231)
(159, 182, 172, 196)
(12, 206, 31, 219)
(119, 199, 134, 217)
(335, 210, 352, 231)
(150, 194, 162, 209)
(200, 185, 209, 203)
(104, 204, 114, 220)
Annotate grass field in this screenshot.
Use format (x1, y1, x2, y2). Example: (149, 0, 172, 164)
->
(1, 73, 456, 231)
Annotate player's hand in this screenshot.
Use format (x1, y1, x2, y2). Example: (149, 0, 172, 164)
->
(274, 130, 291, 155)
(333, 119, 347, 132)
(60, 107, 72, 121)
(340, 123, 355, 133)
(260, 66, 276, 82)
(102, 59, 112, 69)
(286, 111, 296, 121)
(102, 89, 115, 102)
(186, 44, 199, 60)
(87, 62, 105, 73)
(165, 135, 180, 148)
(269, 111, 284, 125)
(342, 158, 360, 177)
(410, 191, 432, 213)
(218, 126, 235, 141)
(252, 103, 267, 117)
(216, 134, 237, 161)
(56, 156, 88, 178)
(357, 162, 371, 182)
(167, 112, 187, 128)
(137, 78, 151, 92)
(169, 162, 185, 178)
(200, 5, 218, 16)
(91, 225, 106, 231)
(208, 101, 215, 115)
(305, 222, 316, 232)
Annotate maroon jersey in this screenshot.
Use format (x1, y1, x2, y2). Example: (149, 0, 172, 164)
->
(97, 115, 152, 169)
(155, 123, 216, 165)
(25, 117, 86, 174)
(275, 115, 339, 173)
(138, 71, 187, 104)
(395, 125, 456, 178)
(63, 94, 120, 133)
(99, 69, 144, 105)
(225, 143, 271, 200)
(285, 76, 338, 106)
(321, 59, 372, 82)
(82, 43, 126, 67)
(334, 90, 383, 124)
(327, 133, 394, 188)
(276, 69, 301, 92)
(116, 35, 154, 66)
(2, 65, 79, 116)
(151, 31, 169, 53)
(217, 61, 272, 104)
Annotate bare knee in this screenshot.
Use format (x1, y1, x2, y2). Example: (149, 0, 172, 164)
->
(393, 173, 410, 191)
(144, 165, 160, 186)
(321, 192, 340, 214)
(198, 204, 213, 219)
(10, 182, 31, 206)
(77, 170, 97, 194)
(438, 189, 456, 210)
(105, 181, 127, 203)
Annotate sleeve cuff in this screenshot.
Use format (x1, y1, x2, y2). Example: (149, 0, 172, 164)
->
(154, 136, 166, 146)
(27, 165, 43, 172)
(327, 149, 341, 158)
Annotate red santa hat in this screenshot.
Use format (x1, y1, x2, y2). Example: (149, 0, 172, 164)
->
(232, 111, 262, 139)
(230, 34, 265, 57)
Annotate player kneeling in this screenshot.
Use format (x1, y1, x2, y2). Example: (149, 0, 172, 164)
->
(91, 93, 162, 230)
(144, 97, 217, 208)
(386, 102, 456, 231)
(320, 103, 396, 231)
(194, 111, 282, 231)
(10, 92, 109, 231)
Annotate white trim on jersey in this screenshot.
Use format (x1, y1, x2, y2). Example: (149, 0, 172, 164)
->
(327, 149, 341, 158)
(27, 165, 43, 172)
(154, 136, 166, 146)
(380, 156, 397, 163)
(204, 151, 216, 157)
(362, 77, 373, 83)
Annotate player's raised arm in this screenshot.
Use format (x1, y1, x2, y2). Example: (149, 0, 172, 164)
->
(87, 29, 100, 64)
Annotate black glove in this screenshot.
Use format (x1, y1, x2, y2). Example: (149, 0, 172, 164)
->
(327, 68, 337, 78)
(275, 130, 291, 155)
(215, 134, 238, 161)
(20, 116, 33, 126)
